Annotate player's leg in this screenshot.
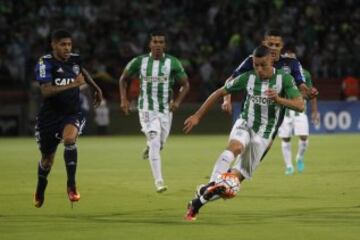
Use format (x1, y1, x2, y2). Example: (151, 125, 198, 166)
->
(278, 117, 294, 175)
(62, 123, 81, 202)
(209, 118, 249, 182)
(294, 114, 309, 173)
(139, 111, 167, 192)
(34, 127, 60, 208)
(186, 124, 250, 221)
(185, 139, 246, 221)
(147, 129, 167, 192)
(62, 113, 86, 201)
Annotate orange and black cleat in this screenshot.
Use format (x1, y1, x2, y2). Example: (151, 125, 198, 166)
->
(184, 201, 198, 221)
(67, 186, 81, 202)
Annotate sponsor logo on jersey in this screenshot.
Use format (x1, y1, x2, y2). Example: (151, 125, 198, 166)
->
(57, 67, 64, 73)
(54, 78, 75, 86)
(248, 94, 273, 105)
(282, 66, 291, 74)
(143, 76, 168, 82)
(73, 65, 80, 75)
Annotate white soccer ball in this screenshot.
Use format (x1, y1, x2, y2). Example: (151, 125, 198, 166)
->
(215, 173, 241, 198)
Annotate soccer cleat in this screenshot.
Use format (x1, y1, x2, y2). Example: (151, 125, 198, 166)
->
(33, 179, 48, 208)
(33, 191, 45, 208)
(296, 157, 305, 173)
(67, 186, 81, 202)
(155, 181, 168, 193)
(142, 146, 149, 160)
(184, 201, 198, 221)
(285, 166, 295, 176)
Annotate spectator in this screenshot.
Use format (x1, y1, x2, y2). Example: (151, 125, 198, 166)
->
(94, 99, 110, 135)
(341, 74, 359, 101)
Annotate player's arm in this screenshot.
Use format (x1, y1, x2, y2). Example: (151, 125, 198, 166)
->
(81, 68, 103, 107)
(40, 73, 86, 98)
(310, 97, 320, 125)
(184, 73, 247, 133)
(170, 76, 190, 112)
(266, 75, 304, 112)
(292, 60, 318, 99)
(171, 59, 190, 112)
(36, 58, 85, 98)
(222, 76, 233, 114)
(184, 87, 227, 133)
(119, 70, 131, 115)
(119, 57, 140, 115)
(267, 91, 304, 112)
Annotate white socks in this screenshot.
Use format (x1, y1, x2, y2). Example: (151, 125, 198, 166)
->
(296, 139, 309, 160)
(281, 141, 293, 168)
(210, 150, 235, 182)
(282, 139, 309, 168)
(148, 132, 163, 185)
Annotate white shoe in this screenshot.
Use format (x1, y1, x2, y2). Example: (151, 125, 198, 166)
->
(155, 181, 168, 193)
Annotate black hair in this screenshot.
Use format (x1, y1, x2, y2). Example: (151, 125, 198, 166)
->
(51, 29, 72, 41)
(253, 45, 270, 58)
(283, 42, 296, 54)
(150, 29, 166, 38)
(264, 28, 282, 38)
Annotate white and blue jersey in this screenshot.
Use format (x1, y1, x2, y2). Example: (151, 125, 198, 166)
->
(232, 55, 305, 86)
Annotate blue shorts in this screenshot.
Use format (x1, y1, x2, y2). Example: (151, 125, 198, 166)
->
(35, 112, 86, 154)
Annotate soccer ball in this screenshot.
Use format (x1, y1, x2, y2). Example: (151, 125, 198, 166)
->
(214, 172, 241, 199)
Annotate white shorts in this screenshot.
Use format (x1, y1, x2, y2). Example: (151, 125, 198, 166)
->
(229, 118, 272, 179)
(278, 110, 309, 138)
(138, 110, 173, 144)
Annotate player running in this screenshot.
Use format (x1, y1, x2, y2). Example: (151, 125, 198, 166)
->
(183, 45, 304, 221)
(119, 30, 190, 193)
(278, 44, 320, 175)
(208, 29, 318, 182)
(33, 29, 103, 208)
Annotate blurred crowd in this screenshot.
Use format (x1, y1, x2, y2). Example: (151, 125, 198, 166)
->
(1, 0, 359, 101)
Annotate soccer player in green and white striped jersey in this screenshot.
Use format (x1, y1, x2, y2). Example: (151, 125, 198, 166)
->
(119, 30, 189, 193)
(278, 46, 320, 175)
(184, 45, 304, 221)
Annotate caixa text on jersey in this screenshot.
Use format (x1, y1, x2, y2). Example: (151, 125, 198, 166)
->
(54, 78, 75, 86)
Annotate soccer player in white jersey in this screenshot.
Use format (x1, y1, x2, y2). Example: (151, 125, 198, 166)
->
(278, 45, 320, 175)
(119, 30, 190, 193)
(183, 45, 304, 221)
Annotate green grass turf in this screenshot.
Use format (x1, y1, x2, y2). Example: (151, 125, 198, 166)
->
(0, 134, 360, 240)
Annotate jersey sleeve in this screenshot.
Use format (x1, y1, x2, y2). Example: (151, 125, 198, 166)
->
(172, 57, 188, 82)
(34, 57, 52, 84)
(283, 74, 301, 98)
(290, 59, 305, 86)
(224, 72, 249, 93)
(124, 56, 141, 76)
(232, 56, 253, 78)
(303, 69, 313, 88)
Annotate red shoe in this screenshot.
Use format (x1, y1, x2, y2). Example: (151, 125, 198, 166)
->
(184, 201, 198, 221)
(33, 192, 45, 208)
(67, 186, 80, 202)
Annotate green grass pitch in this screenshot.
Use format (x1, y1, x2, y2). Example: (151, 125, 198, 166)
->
(0, 134, 360, 240)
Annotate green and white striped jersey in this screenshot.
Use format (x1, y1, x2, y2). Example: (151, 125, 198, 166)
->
(125, 53, 187, 113)
(225, 69, 301, 139)
(285, 68, 313, 117)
